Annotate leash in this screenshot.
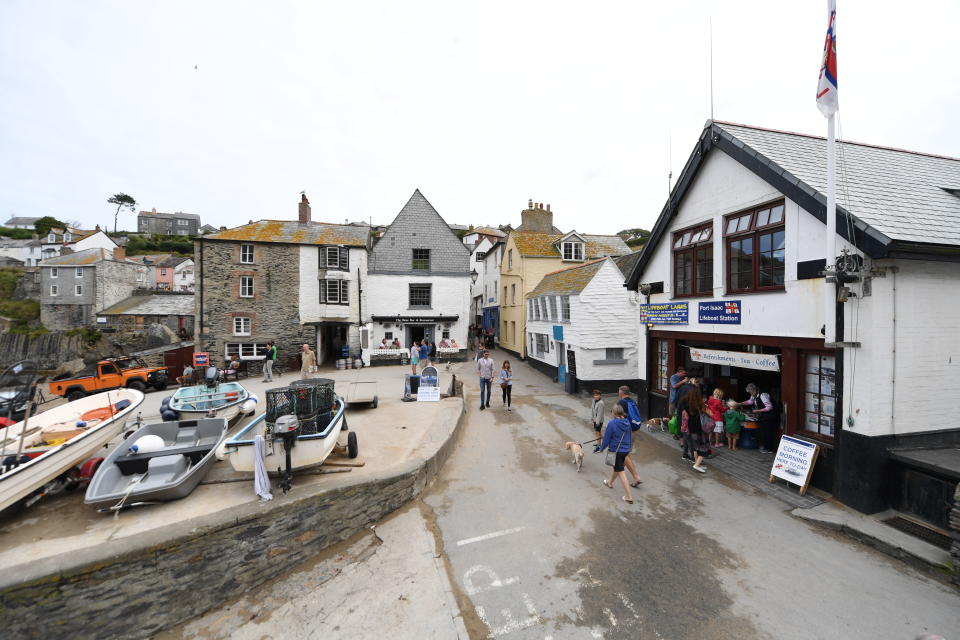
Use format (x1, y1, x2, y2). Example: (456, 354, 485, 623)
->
(578, 437, 600, 446)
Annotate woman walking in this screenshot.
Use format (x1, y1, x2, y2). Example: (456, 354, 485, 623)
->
(410, 341, 420, 375)
(599, 405, 634, 504)
(499, 360, 513, 410)
(678, 385, 708, 473)
(590, 389, 604, 452)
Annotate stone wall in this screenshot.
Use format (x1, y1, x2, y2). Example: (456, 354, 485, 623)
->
(0, 332, 89, 370)
(0, 400, 466, 639)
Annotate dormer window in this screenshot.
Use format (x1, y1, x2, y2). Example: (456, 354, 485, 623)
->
(562, 241, 584, 261)
(64, 233, 71, 243)
(47, 233, 55, 243)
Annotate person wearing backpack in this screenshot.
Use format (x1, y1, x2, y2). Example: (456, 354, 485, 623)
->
(615, 385, 644, 488)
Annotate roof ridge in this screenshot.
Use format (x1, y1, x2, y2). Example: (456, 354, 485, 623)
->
(542, 257, 607, 277)
(713, 120, 960, 162)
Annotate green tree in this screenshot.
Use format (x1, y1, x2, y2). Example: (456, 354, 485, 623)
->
(34, 216, 68, 236)
(107, 193, 137, 233)
(617, 227, 651, 249)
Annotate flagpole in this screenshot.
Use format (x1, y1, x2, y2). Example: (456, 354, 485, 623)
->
(825, 113, 836, 344)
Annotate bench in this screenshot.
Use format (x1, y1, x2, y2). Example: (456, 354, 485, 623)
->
(115, 444, 215, 475)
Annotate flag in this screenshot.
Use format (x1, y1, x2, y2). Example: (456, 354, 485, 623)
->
(816, 0, 838, 117)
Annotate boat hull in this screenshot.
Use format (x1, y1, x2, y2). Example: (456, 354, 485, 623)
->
(169, 382, 249, 415)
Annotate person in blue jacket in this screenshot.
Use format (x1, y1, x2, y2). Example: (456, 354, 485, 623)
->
(599, 405, 635, 504)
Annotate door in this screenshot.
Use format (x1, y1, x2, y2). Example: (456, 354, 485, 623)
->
(557, 342, 566, 384)
(98, 362, 121, 390)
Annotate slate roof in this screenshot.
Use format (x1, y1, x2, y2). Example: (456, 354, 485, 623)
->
(205, 220, 369, 246)
(3, 217, 40, 227)
(99, 294, 195, 316)
(138, 210, 201, 221)
(0, 238, 34, 248)
(715, 121, 960, 246)
(472, 226, 506, 237)
(511, 231, 631, 258)
(41, 248, 115, 266)
(613, 249, 643, 277)
(527, 259, 607, 297)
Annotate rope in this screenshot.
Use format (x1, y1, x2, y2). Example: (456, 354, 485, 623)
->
(111, 473, 147, 517)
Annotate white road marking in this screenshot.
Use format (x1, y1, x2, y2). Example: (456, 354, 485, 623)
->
(463, 565, 520, 596)
(456, 526, 525, 547)
(486, 593, 542, 637)
(617, 592, 641, 619)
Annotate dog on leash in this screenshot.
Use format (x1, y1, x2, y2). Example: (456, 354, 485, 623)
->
(564, 441, 585, 471)
(646, 417, 668, 432)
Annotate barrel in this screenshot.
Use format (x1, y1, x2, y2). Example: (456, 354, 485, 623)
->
(335, 359, 345, 370)
(344, 359, 352, 369)
(353, 358, 363, 369)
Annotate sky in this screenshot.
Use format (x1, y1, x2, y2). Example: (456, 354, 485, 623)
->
(1, 1, 958, 236)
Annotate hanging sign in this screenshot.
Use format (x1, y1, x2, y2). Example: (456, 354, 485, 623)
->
(639, 302, 688, 325)
(698, 300, 741, 324)
(688, 347, 780, 372)
(552, 325, 563, 341)
(769, 436, 820, 495)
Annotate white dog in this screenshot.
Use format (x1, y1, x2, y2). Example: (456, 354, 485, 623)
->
(563, 441, 585, 472)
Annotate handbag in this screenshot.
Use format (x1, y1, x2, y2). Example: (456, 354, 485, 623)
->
(604, 430, 626, 466)
(700, 412, 714, 434)
(668, 415, 680, 436)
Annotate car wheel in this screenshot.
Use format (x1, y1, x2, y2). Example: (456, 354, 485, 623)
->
(66, 389, 86, 402)
(347, 431, 359, 459)
(127, 380, 146, 392)
(153, 380, 168, 391)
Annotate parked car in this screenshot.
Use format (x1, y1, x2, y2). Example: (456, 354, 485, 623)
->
(49, 357, 168, 401)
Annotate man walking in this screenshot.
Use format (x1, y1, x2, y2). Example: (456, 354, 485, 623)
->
(263, 341, 278, 382)
(476, 349, 494, 411)
(300, 343, 317, 379)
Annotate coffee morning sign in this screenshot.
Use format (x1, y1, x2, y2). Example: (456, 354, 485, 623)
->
(688, 347, 780, 372)
(769, 436, 820, 495)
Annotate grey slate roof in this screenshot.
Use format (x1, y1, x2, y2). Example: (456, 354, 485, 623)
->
(3, 216, 40, 227)
(715, 122, 960, 246)
(99, 294, 195, 316)
(613, 249, 643, 277)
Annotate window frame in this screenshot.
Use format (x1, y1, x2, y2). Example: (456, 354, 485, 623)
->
(409, 283, 432, 308)
(50, 284, 59, 296)
(323, 246, 349, 271)
(240, 244, 254, 264)
(319, 279, 350, 305)
(233, 317, 251, 336)
(475, 251, 485, 262)
(75, 267, 83, 278)
(239, 275, 254, 298)
(225, 342, 269, 360)
(412, 248, 430, 271)
(50, 267, 58, 279)
(724, 200, 786, 294)
(560, 296, 571, 323)
(654, 340, 669, 392)
(802, 351, 836, 442)
(511, 284, 516, 305)
(548, 296, 558, 320)
(74, 284, 83, 296)
(672, 222, 714, 298)
(562, 241, 584, 262)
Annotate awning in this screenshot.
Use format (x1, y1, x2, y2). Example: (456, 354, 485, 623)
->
(371, 315, 459, 323)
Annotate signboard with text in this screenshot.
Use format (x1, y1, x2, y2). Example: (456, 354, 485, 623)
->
(689, 347, 780, 372)
(698, 300, 741, 325)
(417, 387, 441, 402)
(770, 436, 820, 495)
(638, 302, 688, 325)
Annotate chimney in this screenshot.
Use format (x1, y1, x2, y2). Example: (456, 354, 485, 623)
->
(151, 208, 157, 214)
(298, 193, 311, 224)
(113, 247, 126, 261)
(519, 199, 555, 233)
(95, 224, 101, 231)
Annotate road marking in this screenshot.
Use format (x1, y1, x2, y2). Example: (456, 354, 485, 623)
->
(481, 593, 541, 637)
(456, 526, 525, 547)
(463, 565, 519, 596)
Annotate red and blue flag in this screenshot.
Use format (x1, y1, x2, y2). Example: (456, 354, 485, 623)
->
(816, 1, 838, 117)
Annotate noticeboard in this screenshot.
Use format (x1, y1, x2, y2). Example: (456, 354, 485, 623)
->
(638, 302, 688, 325)
(417, 387, 441, 402)
(769, 435, 820, 495)
(420, 366, 439, 388)
(698, 300, 741, 325)
(192, 352, 210, 367)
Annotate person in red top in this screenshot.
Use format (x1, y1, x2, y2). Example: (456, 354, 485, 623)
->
(707, 388, 726, 449)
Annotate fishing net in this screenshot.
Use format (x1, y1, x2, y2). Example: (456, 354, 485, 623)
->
(266, 379, 337, 436)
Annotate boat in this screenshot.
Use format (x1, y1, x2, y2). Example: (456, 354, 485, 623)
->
(167, 367, 251, 422)
(0, 388, 144, 512)
(222, 380, 358, 491)
(84, 417, 228, 509)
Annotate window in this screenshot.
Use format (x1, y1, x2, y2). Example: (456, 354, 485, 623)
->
(240, 244, 254, 264)
(178, 219, 189, 226)
(534, 334, 549, 356)
(160, 269, 167, 276)
(50, 284, 58, 296)
(75, 267, 83, 278)
(503, 286, 507, 304)
(63, 233, 71, 242)
(324, 246, 349, 270)
(511, 284, 516, 305)
(560, 296, 571, 322)
(672, 223, 713, 297)
(605, 348, 624, 360)
(508, 249, 513, 270)
(240, 276, 254, 298)
(475, 251, 485, 261)
(442, 329, 450, 339)
(137, 270, 145, 282)
(548, 296, 558, 320)
(320, 279, 349, 304)
(511, 321, 516, 344)
(725, 201, 785, 292)
(384, 331, 393, 340)
(409, 284, 431, 307)
(804, 353, 836, 439)
(233, 317, 251, 336)
(50, 267, 58, 278)
(47, 233, 55, 243)
(75, 285, 83, 296)
(539, 298, 548, 320)
(528, 299, 534, 320)
(654, 340, 669, 392)
(562, 241, 584, 261)
(412, 248, 430, 270)
(178, 230, 189, 236)
(226, 343, 269, 360)
(534, 298, 540, 320)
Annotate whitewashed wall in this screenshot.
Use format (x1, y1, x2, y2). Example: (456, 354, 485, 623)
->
(367, 273, 471, 346)
(470, 237, 494, 318)
(73, 231, 117, 252)
(298, 246, 368, 325)
(481, 245, 501, 310)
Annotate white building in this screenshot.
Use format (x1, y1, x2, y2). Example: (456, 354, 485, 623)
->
(469, 236, 495, 327)
(174, 259, 195, 292)
(366, 190, 471, 356)
(480, 240, 504, 344)
(624, 120, 960, 525)
(3, 216, 41, 230)
(525, 255, 641, 392)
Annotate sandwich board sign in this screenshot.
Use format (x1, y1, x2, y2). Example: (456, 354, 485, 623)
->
(417, 366, 440, 402)
(769, 435, 820, 495)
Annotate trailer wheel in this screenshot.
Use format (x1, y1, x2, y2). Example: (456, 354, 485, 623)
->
(153, 380, 168, 391)
(67, 389, 86, 402)
(371, 396, 378, 409)
(347, 431, 359, 459)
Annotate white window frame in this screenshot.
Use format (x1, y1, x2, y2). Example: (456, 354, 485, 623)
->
(75, 267, 83, 278)
(47, 233, 55, 243)
(50, 284, 59, 296)
(240, 276, 254, 298)
(240, 244, 254, 264)
(548, 296, 558, 320)
(535, 333, 549, 356)
(320, 279, 349, 305)
(562, 241, 584, 261)
(225, 342, 268, 360)
(74, 284, 83, 296)
(178, 219, 189, 226)
(233, 317, 251, 336)
(50, 267, 58, 279)
(63, 233, 71, 243)
(561, 295, 571, 322)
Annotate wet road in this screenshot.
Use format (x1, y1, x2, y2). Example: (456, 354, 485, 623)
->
(425, 353, 960, 639)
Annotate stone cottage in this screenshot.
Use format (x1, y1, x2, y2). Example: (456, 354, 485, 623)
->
(39, 247, 140, 331)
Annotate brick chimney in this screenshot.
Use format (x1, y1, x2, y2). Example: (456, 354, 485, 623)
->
(113, 247, 126, 261)
(298, 193, 311, 223)
(519, 200, 554, 233)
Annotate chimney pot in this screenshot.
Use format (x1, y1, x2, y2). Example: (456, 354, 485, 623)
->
(528, 199, 533, 208)
(298, 193, 312, 223)
(546, 204, 551, 212)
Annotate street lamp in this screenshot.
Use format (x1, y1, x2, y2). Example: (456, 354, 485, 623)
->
(470, 269, 478, 284)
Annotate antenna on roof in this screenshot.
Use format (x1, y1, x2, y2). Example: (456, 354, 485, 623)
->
(709, 16, 715, 121)
(668, 129, 673, 196)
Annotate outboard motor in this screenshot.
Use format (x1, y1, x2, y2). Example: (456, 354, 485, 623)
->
(204, 366, 219, 389)
(273, 414, 300, 493)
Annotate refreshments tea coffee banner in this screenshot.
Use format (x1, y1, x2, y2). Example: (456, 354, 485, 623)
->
(688, 347, 780, 372)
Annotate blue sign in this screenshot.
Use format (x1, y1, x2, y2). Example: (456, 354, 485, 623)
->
(698, 300, 741, 325)
(639, 302, 688, 325)
(552, 325, 564, 341)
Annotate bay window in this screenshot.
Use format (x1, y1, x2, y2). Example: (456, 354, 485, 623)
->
(672, 223, 713, 297)
(725, 201, 785, 293)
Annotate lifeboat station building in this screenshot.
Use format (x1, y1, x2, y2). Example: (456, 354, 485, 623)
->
(625, 121, 960, 530)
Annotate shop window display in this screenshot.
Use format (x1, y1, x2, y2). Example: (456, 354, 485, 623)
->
(804, 354, 836, 438)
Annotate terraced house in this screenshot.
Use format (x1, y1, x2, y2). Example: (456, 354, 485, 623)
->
(195, 195, 370, 369)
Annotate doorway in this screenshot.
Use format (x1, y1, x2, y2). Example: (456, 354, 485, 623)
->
(406, 324, 436, 347)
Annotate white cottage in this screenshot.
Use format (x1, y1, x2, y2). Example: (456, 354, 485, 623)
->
(525, 254, 641, 393)
(625, 120, 960, 526)
(469, 236, 495, 328)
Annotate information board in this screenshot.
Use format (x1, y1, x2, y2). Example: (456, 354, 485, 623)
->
(192, 352, 210, 367)
(769, 435, 820, 495)
(638, 302, 689, 325)
(417, 387, 441, 402)
(698, 300, 741, 324)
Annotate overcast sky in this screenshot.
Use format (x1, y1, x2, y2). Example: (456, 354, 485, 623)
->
(1, 1, 958, 235)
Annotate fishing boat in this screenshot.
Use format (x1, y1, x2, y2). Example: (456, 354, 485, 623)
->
(167, 367, 252, 423)
(84, 417, 227, 509)
(0, 388, 144, 512)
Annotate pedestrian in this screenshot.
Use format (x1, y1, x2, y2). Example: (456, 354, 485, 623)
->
(498, 360, 513, 410)
(476, 348, 494, 411)
(429, 339, 437, 364)
(615, 386, 643, 487)
(599, 405, 635, 504)
(678, 385, 708, 473)
(410, 341, 420, 375)
(740, 383, 780, 453)
(707, 388, 725, 448)
(300, 343, 317, 379)
(262, 341, 278, 382)
(668, 366, 687, 416)
(420, 339, 431, 369)
(724, 399, 745, 450)
(590, 389, 604, 452)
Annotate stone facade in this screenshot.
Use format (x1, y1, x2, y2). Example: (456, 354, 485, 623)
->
(39, 257, 140, 331)
(138, 209, 200, 236)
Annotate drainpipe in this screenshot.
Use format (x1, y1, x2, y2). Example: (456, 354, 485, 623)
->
(198, 237, 204, 348)
(357, 264, 363, 364)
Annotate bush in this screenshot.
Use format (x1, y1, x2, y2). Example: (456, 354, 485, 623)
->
(0, 226, 35, 239)
(65, 327, 102, 345)
(124, 234, 194, 257)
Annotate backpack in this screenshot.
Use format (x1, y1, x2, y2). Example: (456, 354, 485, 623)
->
(623, 398, 643, 431)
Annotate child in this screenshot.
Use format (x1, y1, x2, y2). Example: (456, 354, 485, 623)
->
(591, 390, 604, 452)
(707, 388, 725, 448)
(724, 398, 746, 451)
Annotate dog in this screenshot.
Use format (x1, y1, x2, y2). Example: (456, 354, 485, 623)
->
(646, 417, 668, 433)
(564, 441, 585, 472)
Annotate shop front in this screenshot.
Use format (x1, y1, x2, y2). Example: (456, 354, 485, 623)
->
(647, 330, 837, 492)
(371, 315, 460, 349)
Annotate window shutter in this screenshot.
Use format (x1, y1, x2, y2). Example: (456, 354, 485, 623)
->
(319, 280, 326, 303)
(340, 280, 349, 303)
(339, 248, 349, 270)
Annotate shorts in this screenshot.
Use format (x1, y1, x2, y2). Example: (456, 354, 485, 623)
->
(411, 356, 419, 365)
(713, 420, 724, 433)
(613, 451, 628, 472)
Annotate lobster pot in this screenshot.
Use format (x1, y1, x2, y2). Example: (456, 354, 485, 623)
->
(265, 386, 321, 426)
(290, 378, 336, 412)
